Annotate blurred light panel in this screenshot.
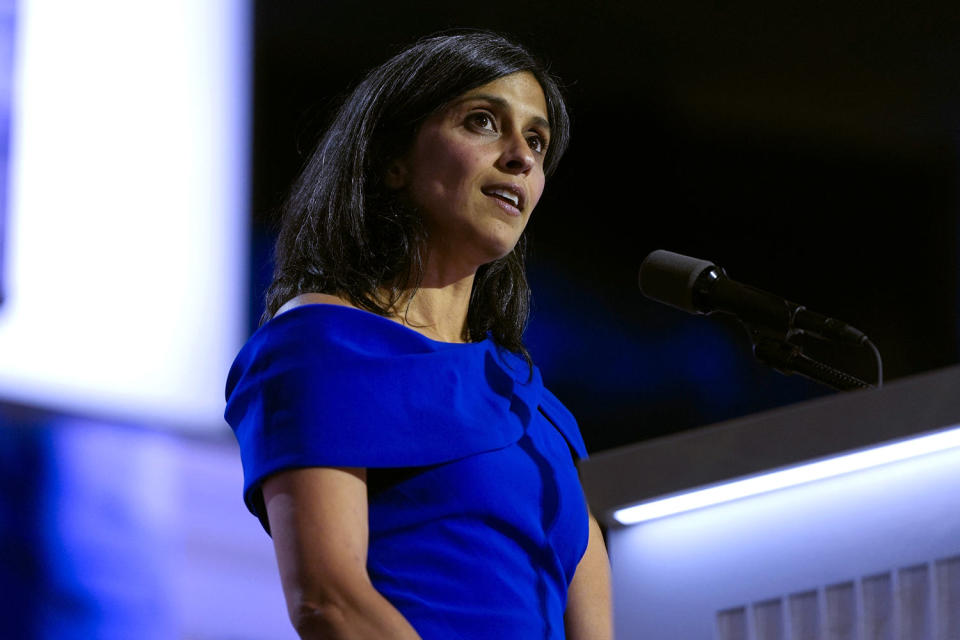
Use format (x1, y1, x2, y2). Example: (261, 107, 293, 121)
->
(0, 0, 250, 431)
(614, 423, 960, 525)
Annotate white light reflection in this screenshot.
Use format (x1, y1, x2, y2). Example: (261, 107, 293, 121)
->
(0, 1, 249, 431)
(614, 424, 960, 525)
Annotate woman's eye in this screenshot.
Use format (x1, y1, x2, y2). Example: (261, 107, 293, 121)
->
(527, 135, 546, 154)
(468, 112, 496, 132)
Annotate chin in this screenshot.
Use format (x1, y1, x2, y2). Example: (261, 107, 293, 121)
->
(428, 220, 525, 269)
(478, 238, 522, 265)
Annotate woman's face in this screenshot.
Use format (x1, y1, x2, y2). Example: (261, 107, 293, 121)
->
(387, 71, 550, 270)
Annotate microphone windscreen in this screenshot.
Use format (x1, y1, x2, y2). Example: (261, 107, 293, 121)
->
(638, 250, 717, 313)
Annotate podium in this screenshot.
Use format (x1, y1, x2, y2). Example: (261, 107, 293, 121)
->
(579, 365, 960, 640)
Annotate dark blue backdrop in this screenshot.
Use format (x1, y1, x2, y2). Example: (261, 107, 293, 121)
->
(249, 1, 960, 452)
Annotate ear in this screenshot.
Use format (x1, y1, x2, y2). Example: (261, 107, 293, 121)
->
(384, 158, 408, 190)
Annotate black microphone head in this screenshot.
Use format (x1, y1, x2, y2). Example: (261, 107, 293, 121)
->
(638, 250, 717, 313)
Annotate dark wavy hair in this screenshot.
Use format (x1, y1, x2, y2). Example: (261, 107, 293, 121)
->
(262, 31, 570, 363)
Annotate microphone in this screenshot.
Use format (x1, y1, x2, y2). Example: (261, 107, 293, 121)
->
(638, 250, 867, 345)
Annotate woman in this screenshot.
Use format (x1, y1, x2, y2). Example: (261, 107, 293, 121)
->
(225, 31, 612, 639)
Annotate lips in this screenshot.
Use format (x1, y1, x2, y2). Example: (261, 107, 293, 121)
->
(481, 183, 526, 213)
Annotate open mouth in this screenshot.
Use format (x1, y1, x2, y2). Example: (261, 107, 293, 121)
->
(481, 185, 524, 212)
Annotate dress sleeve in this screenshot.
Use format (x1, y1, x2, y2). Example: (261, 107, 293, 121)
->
(539, 386, 589, 460)
(223, 306, 528, 527)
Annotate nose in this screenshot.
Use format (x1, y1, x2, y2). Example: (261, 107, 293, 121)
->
(496, 130, 536, 175)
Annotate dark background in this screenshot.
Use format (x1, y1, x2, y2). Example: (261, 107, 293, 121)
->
(250, 1, 960, 453)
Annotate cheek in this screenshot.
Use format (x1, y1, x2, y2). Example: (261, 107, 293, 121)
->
(528, 175, 546, 210)
(440, 148, 484, 192)
(411, 142, 480, 203)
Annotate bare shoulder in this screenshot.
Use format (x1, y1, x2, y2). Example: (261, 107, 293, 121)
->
(275, 292, 356, 318)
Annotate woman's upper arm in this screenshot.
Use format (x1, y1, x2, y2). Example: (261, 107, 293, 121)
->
(262, 467, 371, 617)
(565, 513, 613, 640)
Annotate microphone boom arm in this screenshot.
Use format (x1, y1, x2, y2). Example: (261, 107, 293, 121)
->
(749, 329, 873, 391)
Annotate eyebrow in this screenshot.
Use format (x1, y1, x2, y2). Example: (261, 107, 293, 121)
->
(453, 93, 551, 133)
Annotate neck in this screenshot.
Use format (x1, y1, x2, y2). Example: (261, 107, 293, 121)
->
(385, 254, 478, 343)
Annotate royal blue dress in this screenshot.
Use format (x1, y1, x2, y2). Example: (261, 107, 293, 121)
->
(224, 304, 590, 639)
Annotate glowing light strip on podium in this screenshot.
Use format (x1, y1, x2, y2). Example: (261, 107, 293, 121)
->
(613, 424, 960, 525)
